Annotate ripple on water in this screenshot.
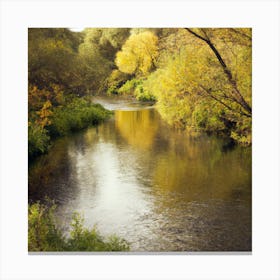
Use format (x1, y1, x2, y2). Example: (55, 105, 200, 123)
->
(29, 101, 251, 252)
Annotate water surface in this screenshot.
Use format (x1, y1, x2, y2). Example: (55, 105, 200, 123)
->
(29, 97, 252, 251)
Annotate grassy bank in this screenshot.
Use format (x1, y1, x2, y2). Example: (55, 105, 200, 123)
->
(28, 202, 129, 252)
(28, 96, 112, 161)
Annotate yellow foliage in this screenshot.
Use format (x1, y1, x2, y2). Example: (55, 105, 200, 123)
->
(141, 28, 252, 142)
(36, 100, 53, 128)
(115, 31, 159, 76)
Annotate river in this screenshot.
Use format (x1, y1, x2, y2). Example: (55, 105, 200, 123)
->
(28, 96, 252, 252)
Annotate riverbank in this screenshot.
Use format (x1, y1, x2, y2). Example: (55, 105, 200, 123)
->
(29, 99, 251, 252)
(28, 96, 112, 161)
(93, 93, 251, 146)
(28, 202, 129, 252)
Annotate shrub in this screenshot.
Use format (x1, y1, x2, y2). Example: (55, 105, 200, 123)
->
(28, 202, 130, 252)
(107, 85, 118, 95)
(48, 98, 112, 137)
(118, 78, 140, 95)
(134, 83, 156, 102)
(67, 213, 129, 252)
(191, 101, 226, 132)
(230, 117, 252, 146)
(28, 202, 66, 251)
(118, 78, 156, 101)
(29, 97, 112, 161)
(106, 70, 131, 95)
(28, 122, 50, 160)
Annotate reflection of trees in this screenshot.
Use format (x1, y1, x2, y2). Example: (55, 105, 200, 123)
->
(115, 109, 159, 150)
(113, 107, 251, 203)
(152, 130, 251, 202)
(28, 137, 78, 203)
(148, 125, 251, 251)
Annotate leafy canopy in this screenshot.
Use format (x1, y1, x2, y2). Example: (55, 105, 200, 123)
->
(115, 31, 159, 76)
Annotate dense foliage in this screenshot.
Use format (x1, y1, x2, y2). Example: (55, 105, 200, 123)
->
(29, 28, 252, 145)
(48, 98, 112, 137)
(28, 202, 129, 252)
(28, 122, 50, 159)
(28, 95, 111, 160)
(28, 29, 118, 160)
(28, 28, 252, 252)
(112, 28, 252, 144)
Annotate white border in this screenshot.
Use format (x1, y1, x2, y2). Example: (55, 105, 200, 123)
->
(0, 0, 279, 279)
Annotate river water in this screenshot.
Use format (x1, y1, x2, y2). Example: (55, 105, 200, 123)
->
(29, 97, 252, 252)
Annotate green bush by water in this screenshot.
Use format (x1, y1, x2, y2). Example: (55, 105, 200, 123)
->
(117, 78, 156, 101)
(28, 97, 112, 160)
(49, 98, 112, 137)
(28, 202, 130, 252)
(28, 123, 50, 160)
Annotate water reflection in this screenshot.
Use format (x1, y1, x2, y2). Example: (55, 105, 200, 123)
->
(115, 109, 159, 150)
(29, 105, 251, 251)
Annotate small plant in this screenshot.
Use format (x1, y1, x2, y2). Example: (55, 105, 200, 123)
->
(28, 202, 65, 251)
(28, 202, 130, 252)
(28, 122, 50, 160)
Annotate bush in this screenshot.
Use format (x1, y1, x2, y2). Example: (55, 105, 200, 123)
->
(48, 98, 112, 137)
(28, 202, 65, 251)
(191, 101, 226, 132)
(67, 213, 129, 251)
(134, 83, 156, 102)
(28, 202, 130, 252)
(106, 70, 131, 95)
(118, 78, 156, 101)
(230, 117, 252, 145)
(118, 78, 140, 95)
(107, 85, 118, 95)
(28, 122, 50, 160)
(28, 97, 112, 161)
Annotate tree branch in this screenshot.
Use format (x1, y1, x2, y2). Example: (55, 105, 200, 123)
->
(231, 28, 252, 41)
(200, 86, 251, 118)
(185, 28, 252, 116)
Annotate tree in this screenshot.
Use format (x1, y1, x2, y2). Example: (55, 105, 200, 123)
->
(76, 28, 131, 93)
(185, 28, 252, 117)
(142, 28, 252, 144)
(28, 28, 82, 90)
(115, 31, 159, 76)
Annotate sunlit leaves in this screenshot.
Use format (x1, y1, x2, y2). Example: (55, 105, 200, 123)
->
(36, 100, 53, 128)
(28, 28, 252, 145)
(115, 31, 159, 76)
(141, 28, 252, 143)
